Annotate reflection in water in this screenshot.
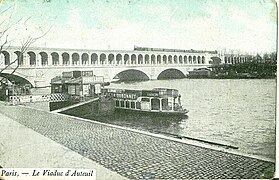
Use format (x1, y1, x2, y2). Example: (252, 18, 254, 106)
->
(83, 111, 188, 134)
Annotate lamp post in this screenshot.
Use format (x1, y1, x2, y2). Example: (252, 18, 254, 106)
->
(11, 81, 15, 105)
(12, 81, 15, 97)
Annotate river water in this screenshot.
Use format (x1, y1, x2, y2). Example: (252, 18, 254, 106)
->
(87, 79, 276, 160)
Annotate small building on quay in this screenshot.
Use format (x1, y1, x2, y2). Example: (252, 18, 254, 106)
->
(51, 70, 109, 100)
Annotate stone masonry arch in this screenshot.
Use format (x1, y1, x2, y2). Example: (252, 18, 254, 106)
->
(0, 72, 35, 87)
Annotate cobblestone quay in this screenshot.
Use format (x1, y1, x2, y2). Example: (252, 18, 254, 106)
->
(0, 104, 274, 179)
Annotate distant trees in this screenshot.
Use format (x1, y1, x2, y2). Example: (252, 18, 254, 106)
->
(229, 53, 277, 78)
(212, 52, 277, 79)
(252, 52, 277, 64)
(254, 54, 262, 62)
(270, 52, 277, 63)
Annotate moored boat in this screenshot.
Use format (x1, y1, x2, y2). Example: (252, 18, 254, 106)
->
(103, 88, 188, 116)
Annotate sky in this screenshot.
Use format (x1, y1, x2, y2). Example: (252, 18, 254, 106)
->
(0, 0, 277, 53)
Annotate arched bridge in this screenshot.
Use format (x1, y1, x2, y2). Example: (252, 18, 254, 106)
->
(0, 46, 226, 87)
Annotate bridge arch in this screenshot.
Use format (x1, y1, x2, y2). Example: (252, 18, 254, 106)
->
(1, 51, 10, 65)
(27, 51, 36, 66)
(168, 55, 172, 64)
(184, 56, 187, 64)
(51, 52, 59, 66)
(202, 56, 205, 64)
(189, 56, 192, 64)
(193, 56, 197, 64)
(116, 54, 122, 64)
(174, 55, 177, 64)
(124, 54, 129, 65)
(62, 52, 70, 65)
(113, 69, 149, 82)
(138, 54, 143, 64)
(151, 54, 155, 64)
(0, 72, 35, 87)
(91, 53, 98, 65)
(179, 55, 183, 64)
(157, 68, 186, 80)
(157, 55, 161, 64)
(81, 53, 89, 65)
(108, 54, 114, 64)
(39, 52, 48, 66)
(131, 54, 136, 64)
(197, 56, 201, 64)
(100, 53, 106, 64)
(14, 51, 23, 66)
(163, 55, 167, 64)
(72, 53, 80, 65)
(144, 54, 149, 64)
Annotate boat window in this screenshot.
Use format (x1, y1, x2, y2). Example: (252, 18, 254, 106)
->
(151, 98, 160, 110)
(126, 101, 130, 108)
(141, 97, 150, 102)
(120, 101, 125, 107)
(174, 103, 180, 111)
(131, 102, 135, 109)
(116, 100, 119, 107)
(136, 102, 141, 109)
(161, 99, 168, 110)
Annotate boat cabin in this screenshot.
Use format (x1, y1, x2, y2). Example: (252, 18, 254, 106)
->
(103, 88, 184, 113)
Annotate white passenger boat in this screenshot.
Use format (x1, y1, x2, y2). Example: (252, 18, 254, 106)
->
(103, 88, 188, 116)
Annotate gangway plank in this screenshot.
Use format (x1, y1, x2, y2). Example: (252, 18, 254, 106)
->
(52, 97, 99, 113)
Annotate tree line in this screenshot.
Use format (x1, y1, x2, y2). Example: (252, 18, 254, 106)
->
(211, 52, 277, 79)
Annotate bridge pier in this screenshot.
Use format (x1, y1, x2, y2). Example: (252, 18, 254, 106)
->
(149, 74, 157, 80)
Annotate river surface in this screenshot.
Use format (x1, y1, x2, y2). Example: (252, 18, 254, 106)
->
(87, 79, 276, 160)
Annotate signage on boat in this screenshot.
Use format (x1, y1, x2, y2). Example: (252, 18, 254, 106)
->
(82, 76, 94, 84)
(82, 71, 94, 77)
(105, 89, 160, 100)
(142, 90, 159, 97)
(113, 93, 137, 100)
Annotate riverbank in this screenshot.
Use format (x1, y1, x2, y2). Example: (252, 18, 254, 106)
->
(188, 61, 276, 79)
(211, 61, 276, 79)
(0, 102, 275, 179)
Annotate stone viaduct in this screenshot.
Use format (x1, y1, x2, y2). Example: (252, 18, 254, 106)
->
(0, 46, 248, 87)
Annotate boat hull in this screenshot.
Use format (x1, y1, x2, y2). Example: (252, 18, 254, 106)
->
(115, 107, 188, 117)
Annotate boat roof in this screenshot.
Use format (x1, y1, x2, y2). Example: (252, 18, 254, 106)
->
(152, 88, 178, 91)
(105, 87, 178, 92)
